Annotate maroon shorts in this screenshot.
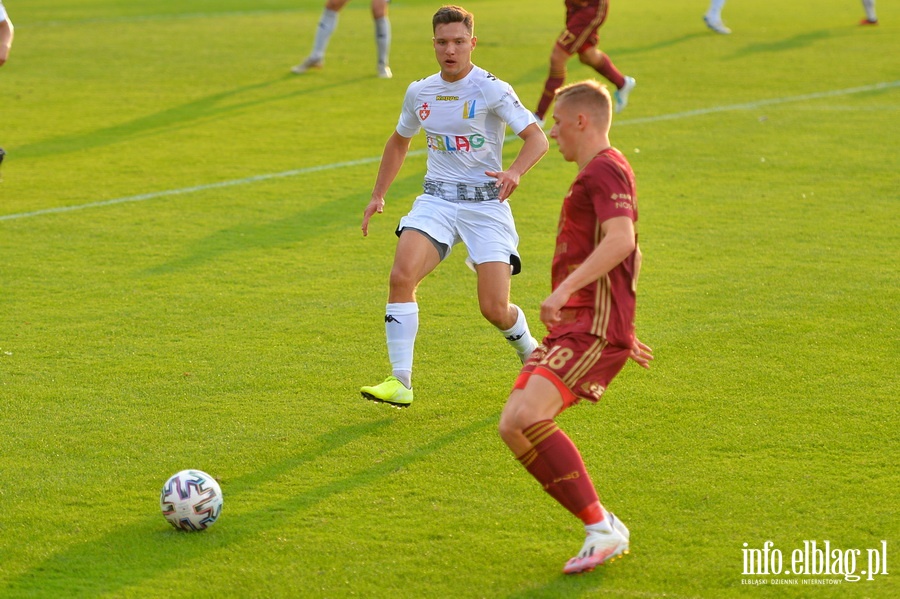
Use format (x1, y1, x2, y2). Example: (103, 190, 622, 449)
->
(557, 0, 609, 55)
(513, 332, 630, 409)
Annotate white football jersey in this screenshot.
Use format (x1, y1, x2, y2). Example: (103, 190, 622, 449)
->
(0, 1, 7, 22)
(396, 65, 536, 186)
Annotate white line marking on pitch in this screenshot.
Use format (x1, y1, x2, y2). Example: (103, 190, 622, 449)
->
(1, 81, 897, 223)
(616, 81, 899, 126)
(0, 156, 401, 222)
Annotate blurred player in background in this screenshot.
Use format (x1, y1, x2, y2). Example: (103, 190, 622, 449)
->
(359, 5, 549, 407)
(0, 0, 12, 171)
(292, 0, 392, 78)
(704, 0, 731, 34)
(535, 0, 635, 125)
(0, 0, 13, 67)
(860, 0, 878, 25)
(498, 80, 653, 575)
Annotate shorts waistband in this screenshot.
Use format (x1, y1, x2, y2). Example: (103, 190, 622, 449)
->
(423, 179, 499, 203)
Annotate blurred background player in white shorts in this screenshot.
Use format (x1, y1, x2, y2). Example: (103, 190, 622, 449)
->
(359, 5, 549, 407)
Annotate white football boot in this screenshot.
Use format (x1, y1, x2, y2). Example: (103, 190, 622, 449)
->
(614, 77, 636, 113)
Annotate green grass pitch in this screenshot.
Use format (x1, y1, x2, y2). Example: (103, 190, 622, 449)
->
(0, 0, 897, 597)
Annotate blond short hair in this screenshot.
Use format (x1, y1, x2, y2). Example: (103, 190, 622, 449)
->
(555, 80, 612, 124)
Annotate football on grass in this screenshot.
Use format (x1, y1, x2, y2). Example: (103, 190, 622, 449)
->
(160, 469, 223, 531)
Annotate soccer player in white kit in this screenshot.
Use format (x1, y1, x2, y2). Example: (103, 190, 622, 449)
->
(360, 5, 549, 407)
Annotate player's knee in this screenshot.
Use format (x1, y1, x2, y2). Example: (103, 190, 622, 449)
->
(498, 412, 519, 444)
(497, 421, 512, 444)
(479, 301, 511, 328)
(388, 266, 417, 294)
(371, 0, 388, 18)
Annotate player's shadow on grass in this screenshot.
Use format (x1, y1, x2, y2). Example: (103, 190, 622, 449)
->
(728, 28, 839, 59)
(1, 415, 496, 596)
(10, 74, 370, 159)
(503, 569, 618, 597)
(612, 32, 708, 57)
(140, 171, 423, 276)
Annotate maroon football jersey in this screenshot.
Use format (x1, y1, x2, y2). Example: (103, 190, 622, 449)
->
(551, 147, 638, 348)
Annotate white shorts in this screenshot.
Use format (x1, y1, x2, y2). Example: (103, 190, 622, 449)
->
(397, 193, 522, 273)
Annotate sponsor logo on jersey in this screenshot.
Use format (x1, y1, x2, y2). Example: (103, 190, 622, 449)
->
(418, 103, 431, 120)
(462, 100, 477, 119)
(426, 133, 486, 152)
(612, 192, 634, 210)
(435, 95, 459, 101)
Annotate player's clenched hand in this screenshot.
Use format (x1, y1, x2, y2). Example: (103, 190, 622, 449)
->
(361, 197, 385, 237)
(629, 337, 653, 369)
(539, 288, 570, 329)
(485, 169, 521, 202)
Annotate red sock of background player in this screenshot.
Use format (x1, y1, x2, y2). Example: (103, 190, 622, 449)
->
(519, 420, 606, 526)
(594, 52, 626, 89)
(535, 69, 566, 121)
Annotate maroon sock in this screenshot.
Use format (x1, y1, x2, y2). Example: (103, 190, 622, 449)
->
(535, 71, 566, 120)
(517, 446, 567, 507)
(520, 420, 602, 523)
(594, 53, 625, 89)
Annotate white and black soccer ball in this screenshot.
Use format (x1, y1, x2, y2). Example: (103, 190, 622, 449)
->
(160, 469, 223, 531)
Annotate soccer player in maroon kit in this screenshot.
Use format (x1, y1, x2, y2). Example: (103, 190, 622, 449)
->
(534, 0, 635, 123)
(499, 79, 653, 575)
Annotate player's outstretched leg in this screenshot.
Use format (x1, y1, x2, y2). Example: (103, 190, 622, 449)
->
(374, 16, 392, 78)
(292, 7, 338, 74)
(860, 0, 878, 24)
(703, 0, 731, 34)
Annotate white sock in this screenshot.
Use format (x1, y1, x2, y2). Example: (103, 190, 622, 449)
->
(385, 302, 418, 388)
(862, 0, 877, 21)
(310, 8, 339, 60)
(586, 519, 613, 534)
(374, 17, 391, 68)
(500, 305, 536, 356)
(706, 0, 726, 21)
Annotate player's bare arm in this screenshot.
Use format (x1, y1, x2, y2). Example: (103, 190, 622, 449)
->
(485, 122, 549, 201)
(362, 131, 413, 236)
(540, 215, 635, 328)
